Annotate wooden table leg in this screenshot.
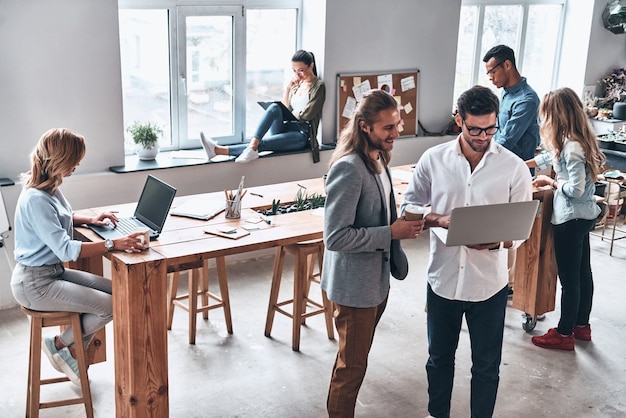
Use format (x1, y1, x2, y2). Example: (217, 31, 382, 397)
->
(111, 253, 169, 418)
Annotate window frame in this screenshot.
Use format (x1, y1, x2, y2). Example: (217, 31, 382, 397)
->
(456, 0, 566, 104)
(118, 0, 303, 153)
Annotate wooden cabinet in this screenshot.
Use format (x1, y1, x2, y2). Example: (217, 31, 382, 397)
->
(511, 188, 558, 316)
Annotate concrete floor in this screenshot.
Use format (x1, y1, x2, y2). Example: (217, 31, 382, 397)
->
(1, 227, 625, 418)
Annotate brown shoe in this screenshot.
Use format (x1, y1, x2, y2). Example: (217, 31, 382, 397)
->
(573, 324, 592, 341)
(531, 328, 574, 351)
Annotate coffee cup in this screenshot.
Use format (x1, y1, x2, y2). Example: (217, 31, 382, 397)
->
(136, 228, 150, 249)
(404, 204, 425, 221)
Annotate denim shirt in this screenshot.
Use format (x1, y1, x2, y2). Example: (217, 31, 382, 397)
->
(534, 140, 600, 225)
(494, 77, 540, 162)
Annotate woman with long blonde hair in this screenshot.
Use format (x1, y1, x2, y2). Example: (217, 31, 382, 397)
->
(528, 87, 605, 350)
(11, 128, 145, 385)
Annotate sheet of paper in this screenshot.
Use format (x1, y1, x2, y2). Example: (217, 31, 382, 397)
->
(352, 85, 364, 102)
(401, 76, 416, 92)
(377, 74, 393, 93)
(342, 96, 357, 119)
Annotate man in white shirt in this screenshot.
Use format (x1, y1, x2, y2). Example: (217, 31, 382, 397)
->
(402, 85, 532, 418)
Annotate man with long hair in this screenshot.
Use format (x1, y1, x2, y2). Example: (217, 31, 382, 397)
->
(322, 89, 424, 417)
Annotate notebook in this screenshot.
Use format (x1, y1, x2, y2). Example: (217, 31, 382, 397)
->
(170, 199, 225, 220)
(88, 175, 177, 241)
(257, 101, 298, 122)
(432, 200, 539, 247)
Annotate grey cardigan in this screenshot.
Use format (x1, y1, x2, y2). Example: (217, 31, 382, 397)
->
(321, 153, 407, 308)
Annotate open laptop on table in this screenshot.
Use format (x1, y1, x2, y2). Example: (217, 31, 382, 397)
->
(88, 175, 177, 241)
(432, 200, 540, 247)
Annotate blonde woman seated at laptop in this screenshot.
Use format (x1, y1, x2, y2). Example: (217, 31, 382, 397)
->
(11, 128, 146, 385)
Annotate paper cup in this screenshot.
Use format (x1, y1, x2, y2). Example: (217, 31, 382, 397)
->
(136, 228, 150, 249)
(404, 204, 425, 221)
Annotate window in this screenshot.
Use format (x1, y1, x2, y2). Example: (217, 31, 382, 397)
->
(118, 1, 301, 154)
(453, 1, 565, 107)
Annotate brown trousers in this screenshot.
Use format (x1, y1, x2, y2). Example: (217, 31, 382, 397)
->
(326, 297, 388, 418)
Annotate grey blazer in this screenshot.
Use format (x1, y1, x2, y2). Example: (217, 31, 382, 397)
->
(321, 153, 408, 308)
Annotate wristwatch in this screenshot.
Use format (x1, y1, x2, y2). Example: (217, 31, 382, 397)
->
(104, 238, 115, 252)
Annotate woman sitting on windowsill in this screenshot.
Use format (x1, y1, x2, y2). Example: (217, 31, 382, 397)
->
(200, 49, 325, 164)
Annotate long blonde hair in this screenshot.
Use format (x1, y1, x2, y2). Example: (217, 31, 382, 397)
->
(539, 87, 605, 180)
(22, 128, 86, 194)
(329, 89, 397, 174)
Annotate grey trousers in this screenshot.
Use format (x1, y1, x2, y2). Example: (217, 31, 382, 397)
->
(11, 262, 113, 347)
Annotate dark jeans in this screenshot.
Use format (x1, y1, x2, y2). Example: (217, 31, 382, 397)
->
(553, 218, 595, 335)
(426, 284, 508, 418)
(228, 103, 308, 156)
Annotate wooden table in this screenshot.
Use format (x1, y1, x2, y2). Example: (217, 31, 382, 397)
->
(74, 177, 327, 417)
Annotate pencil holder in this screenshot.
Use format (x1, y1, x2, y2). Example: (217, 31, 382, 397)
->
(225, 199, 241, 219)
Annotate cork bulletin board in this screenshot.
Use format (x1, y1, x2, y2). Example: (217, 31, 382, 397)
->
(336, 69, 419, 139)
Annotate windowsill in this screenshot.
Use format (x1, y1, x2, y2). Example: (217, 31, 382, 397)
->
(109, 145, 336, 173)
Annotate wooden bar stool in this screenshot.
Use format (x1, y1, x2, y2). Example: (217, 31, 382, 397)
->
(265, 239, 335, 351)
(167, 256, 233, 344)
(20, 307, 93, 418)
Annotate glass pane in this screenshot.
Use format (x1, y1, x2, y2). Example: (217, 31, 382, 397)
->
(453, 5, 478, 109)
(119, 10, 171, 153)
(478, 5, 523, 88)
(522, 5, 563, 99)
(246, 9, 297, 138)
(186, 16, 233, 140)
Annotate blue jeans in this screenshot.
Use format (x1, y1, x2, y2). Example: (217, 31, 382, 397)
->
(426, 284, 508, 418)
(228, 103, 309, 157)
(553, 218, 595, 335)
(11, 263, 113, 347)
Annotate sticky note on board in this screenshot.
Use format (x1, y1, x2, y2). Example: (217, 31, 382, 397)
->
(353, 77, 361, 86)
(404, 102, 413, 114)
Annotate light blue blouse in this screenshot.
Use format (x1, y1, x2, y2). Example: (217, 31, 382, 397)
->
(534, 140, 600, 225)
(13, 187, 82, 266)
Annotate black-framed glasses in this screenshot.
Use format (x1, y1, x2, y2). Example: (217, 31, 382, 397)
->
(485, 60, 504, 76)
(462, 119, 499, 136)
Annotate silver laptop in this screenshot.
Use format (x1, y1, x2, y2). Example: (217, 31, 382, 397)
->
(433, 200, 539, 247)
(88, 175, 177, 241)
(170, 198, 225, 220)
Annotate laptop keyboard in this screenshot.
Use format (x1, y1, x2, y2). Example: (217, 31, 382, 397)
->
(115, 218, 141, 236)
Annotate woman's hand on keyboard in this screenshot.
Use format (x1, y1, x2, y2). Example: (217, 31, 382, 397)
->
(92, 211, 119, 227)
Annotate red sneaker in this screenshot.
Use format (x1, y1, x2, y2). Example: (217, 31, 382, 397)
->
(531, 328, 574, 351)
(573, 324, 592, 341)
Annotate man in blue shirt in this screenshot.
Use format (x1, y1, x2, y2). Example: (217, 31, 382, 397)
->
(483, 45, 540, 296)
(483, 45, 540, 162)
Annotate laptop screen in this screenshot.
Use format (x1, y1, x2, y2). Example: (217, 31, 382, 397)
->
(134, 175, 177, 232)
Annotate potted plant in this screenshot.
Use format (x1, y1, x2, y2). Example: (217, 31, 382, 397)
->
(127, 121, 163, 160)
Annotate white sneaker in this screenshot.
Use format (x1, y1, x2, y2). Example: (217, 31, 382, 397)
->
(199, 132, 217, 159)
(235, 147, 259, 163)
